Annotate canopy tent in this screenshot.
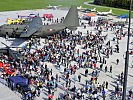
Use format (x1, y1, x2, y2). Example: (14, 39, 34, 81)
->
(18, 13, 37, 18)
(0, 61, 15, 75)
(83, 13, 96, 17)
(8, 76, 28, 88)
(43, 14, 53, 19)
(17, 82, 31, 92)
(118, 14, 128, 19)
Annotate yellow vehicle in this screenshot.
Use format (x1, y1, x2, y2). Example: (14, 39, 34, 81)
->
(7, 18, 25, 25)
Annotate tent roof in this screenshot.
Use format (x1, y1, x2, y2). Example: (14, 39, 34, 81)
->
(118, 14, 128, 18)
(43, 14, 53, 18)
(9, 76, 27, 84)
(17, 82, 31, 92)
(84, 13, 96, 17)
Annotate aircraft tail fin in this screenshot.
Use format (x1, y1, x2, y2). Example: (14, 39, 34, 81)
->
(63, 5, 79, 30)
(109, 9, 112, 14)
(77, 6, 82, 9)
(93, 8, 96, 11)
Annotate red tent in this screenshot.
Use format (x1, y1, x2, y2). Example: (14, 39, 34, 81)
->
(0, 61, 15, 75)
(43, 14, 53, 19)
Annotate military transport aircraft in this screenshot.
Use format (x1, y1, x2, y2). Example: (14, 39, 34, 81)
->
(0, 5, 79, 38)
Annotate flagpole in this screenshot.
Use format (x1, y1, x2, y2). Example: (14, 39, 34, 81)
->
(122, 0, 132, 99)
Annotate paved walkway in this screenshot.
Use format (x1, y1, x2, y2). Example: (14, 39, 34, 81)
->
(0, 8, 133, 100)
(0, 83, 21, 100)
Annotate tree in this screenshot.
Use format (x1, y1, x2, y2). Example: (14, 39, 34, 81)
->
(93, 0, 132, 10)
(94, 0, 102, 5)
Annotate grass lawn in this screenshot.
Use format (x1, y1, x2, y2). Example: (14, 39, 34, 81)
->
(0, 0, 132, 17)
(82, 1, 133, 17)
(0, 0, 88, 11)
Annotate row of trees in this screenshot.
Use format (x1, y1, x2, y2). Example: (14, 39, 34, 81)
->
(93, 0, 131, 9)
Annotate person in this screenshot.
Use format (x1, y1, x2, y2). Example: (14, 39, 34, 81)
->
(85, 84, 88, 93)
(116, 59, 119, 65)
(100, 56, 102, 63)
(27, 91, 32, 100)
(106, 81, 108, 89)
(50, 69, 52, 75)
(37, 88, 40, 97)
(78, 75, 81, 82)
(129, 89, 133, 98)
(100, 64, 103, 70)
(71, 85, 76, 92)
(94, 63, 96, 69)
(68, 79, 71, 87)
(85, 69, 88, 77)
(77, 89, 81, 99)
(56, 74, 58, 82)
(116, 45, 119, 53)
(105, 66, 107, 73)
(55, 81, 58, 91)
(115, 86, 119, 98)
(65, 93, 70, 100)
(48, 93, 52, 100)
(94, 93, 98, 100)
(66, 80, 68, 87)
(110, 65, 112, 73)
(102, 89, 106, 100)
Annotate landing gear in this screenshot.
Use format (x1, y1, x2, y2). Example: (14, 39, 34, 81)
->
(5, 32, 9, 39)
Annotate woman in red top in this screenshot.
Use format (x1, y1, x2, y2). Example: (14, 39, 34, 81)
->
(94, 63, 96, 69)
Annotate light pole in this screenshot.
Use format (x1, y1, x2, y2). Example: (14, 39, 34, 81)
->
(122, 0, 132, 100)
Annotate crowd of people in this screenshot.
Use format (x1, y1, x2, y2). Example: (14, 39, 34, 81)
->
(0, 14, 133, 100)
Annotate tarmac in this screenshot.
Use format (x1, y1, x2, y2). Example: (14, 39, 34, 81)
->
(0, 8, 133, 100)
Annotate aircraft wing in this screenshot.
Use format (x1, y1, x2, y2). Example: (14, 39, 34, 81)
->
(20, 27, 39, 37)
(20, 17, 42, 37)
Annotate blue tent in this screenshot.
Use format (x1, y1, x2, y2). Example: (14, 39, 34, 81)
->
(9, 76, 28, 88)
(118, 14, 128, 18)
(17, 82, 31, 92)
